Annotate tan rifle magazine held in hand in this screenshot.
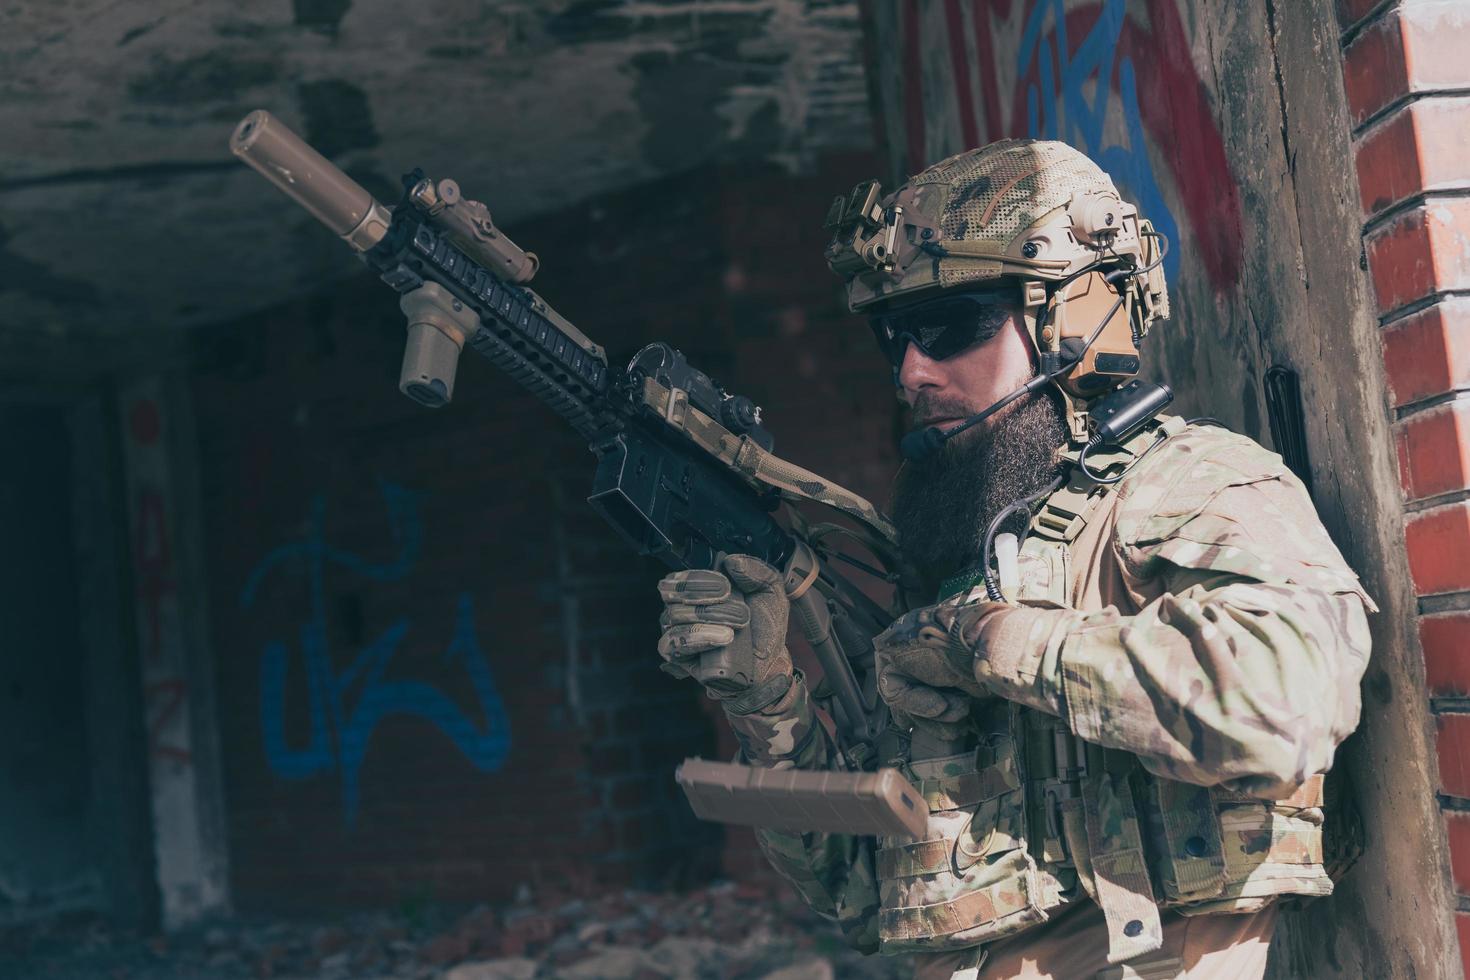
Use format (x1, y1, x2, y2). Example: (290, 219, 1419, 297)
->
(676, 758, 928, 839)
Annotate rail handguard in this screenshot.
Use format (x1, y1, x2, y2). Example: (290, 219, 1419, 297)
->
(231, 110, 923, 839)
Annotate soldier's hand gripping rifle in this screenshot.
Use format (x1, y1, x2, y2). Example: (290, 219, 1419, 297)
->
(230, 111, 927, 839)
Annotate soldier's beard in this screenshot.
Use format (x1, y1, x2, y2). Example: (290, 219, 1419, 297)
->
(890, 389, 1069, 597)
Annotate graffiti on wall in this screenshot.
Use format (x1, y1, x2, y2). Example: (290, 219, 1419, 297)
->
(1013, 0, 1181, 281)
(120, 379, 228, 926)
(904, 0, 1243, 291)
(127, 398, 193, 768)
(240, 481, 511, 825)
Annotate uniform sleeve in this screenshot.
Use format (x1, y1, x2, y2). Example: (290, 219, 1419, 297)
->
(722, 674, 882, 953)
(970, 435, 1374, 798)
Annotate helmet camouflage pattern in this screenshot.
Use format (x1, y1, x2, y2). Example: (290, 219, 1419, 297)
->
(828, 139, 1165, 314)
(824, 139, 1170, 428)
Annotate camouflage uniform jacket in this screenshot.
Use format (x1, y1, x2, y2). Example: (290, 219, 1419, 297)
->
(723, 419, 1374, 962)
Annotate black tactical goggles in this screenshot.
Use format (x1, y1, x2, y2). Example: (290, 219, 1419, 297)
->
(868, 289, 1018, 369)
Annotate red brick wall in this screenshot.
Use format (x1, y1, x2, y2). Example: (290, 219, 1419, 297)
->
(190, 152, 894, 912)
(1339, 0, 1470, 971)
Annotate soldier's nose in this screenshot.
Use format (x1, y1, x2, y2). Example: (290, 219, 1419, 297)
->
(898, 344, 947, 399)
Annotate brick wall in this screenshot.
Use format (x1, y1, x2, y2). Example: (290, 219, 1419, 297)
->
(1339, 0, 1470, 973)
(189, 152, 893, 912)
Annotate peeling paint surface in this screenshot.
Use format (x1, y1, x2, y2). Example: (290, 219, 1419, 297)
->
(0, 0, 870, 340)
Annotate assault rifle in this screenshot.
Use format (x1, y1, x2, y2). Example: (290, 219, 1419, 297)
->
(230, 110, 927, 839)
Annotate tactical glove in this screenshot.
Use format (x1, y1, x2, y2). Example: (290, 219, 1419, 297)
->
(657, 554, 795, 717)
(873, 600, 998, 739)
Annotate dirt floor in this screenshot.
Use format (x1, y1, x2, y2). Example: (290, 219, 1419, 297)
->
(1, 881, 914, 980)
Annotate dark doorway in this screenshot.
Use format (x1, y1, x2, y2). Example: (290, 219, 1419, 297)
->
(0, 405, 96, 921)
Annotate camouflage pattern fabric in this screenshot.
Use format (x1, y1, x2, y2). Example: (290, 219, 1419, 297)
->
(957, 423, 1373, 797)
(1080, 761, 1163, 963)
(868, 717, 1053, 953)
(845, 140, 1129, 311)
(739, 421, 1372, 965)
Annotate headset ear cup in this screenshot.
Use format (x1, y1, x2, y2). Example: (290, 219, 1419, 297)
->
(1051, 271, 1141, 399)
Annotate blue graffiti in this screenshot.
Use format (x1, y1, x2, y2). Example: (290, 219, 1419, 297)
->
(1016, 0, 1180, 281)
(241, 481, 510, 824)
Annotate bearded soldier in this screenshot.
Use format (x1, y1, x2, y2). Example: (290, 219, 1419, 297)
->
(656, 141, 1373, 979)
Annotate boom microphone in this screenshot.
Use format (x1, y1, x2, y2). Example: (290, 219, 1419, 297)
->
(900, 373, 1052, 461)
(899, 426, 945, 461)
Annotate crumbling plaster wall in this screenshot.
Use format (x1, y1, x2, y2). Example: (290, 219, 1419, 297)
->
(0, 0, 872, 362)
(859, 1, 1454, 976)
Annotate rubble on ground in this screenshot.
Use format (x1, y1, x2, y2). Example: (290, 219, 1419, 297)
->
(0, 880, 911, 979)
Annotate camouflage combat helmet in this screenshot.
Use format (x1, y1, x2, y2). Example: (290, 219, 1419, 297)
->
(824, 139, 1170, 437)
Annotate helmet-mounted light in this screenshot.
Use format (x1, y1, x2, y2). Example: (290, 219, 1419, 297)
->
(823, 180, 943, 280)
(823, 179, 886, 276)
(1067, 188, 1126, 246)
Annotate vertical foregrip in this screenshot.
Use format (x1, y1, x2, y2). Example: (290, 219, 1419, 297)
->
(368, 219, 614, 437)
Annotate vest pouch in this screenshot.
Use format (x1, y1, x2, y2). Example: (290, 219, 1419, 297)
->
(876, 735, 1061, 953)
(1148, 774, 1335, 916)
(1150, 779, 1227, 903)
(1178, 799, 1333, 914)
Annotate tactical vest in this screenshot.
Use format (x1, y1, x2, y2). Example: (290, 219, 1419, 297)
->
(873, 418, 1335, 963)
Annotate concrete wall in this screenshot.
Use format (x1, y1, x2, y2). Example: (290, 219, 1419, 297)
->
(116, 375, 232, 928)
(858, 0, 1456, 976)
(0, 0, 872, 343)
(186, 153, 895, 911)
